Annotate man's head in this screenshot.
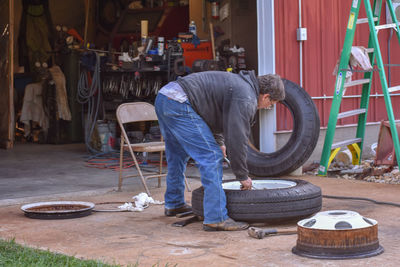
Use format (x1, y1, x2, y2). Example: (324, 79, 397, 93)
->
(257, 74, 285, 109)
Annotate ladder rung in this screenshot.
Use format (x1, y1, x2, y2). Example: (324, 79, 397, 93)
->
(357, 17, 378, 24)
(388, 85, 400, 93)
(344, 79, 370, 88)
(337, 109, 366, 119)
(339, 68, 377, 73)
(331, 138, 362, 149)
(375, 23, 398, 30)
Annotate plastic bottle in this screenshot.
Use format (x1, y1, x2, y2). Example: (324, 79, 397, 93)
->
(189, 21, 197, 36)
(211, 1, 219, 19)
(142, 152, 148, 165)
(158, 37, 164, 56)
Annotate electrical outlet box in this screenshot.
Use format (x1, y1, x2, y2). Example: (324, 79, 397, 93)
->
(386, 2, 400, 24)
(297, 28, 307, 41)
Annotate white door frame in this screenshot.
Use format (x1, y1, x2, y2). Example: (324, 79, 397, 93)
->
(257, 0, 276, 152)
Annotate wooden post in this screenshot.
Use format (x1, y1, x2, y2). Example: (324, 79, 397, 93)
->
(202, 0, 207, 32)
(7, 0, 14, 149)
(84, 0, 90, 48)
(209, 22, 216, 60)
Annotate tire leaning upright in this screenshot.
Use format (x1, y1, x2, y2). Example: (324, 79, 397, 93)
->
(247, 79, 320, 177)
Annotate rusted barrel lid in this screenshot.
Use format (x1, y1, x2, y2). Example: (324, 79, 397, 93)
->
(21, 201, 95, 219)
(292, 210, 384, 259)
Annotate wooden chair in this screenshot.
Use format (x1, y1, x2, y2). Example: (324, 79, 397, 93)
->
(116, 102, 191, 195)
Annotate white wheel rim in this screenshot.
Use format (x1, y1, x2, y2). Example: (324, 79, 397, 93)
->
(298, 210, 377, 230)
(222, 179, 297, 190)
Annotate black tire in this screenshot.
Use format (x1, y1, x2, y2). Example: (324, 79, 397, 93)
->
(191, 179, 322, 223)
(247, 79, 320, 177)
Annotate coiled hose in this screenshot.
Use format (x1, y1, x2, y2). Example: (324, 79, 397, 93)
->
(77, 52, 103, 154)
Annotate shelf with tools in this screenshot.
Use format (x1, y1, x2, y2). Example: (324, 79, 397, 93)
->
(100, 43, 185, 111)
(101, 71, 164, 102)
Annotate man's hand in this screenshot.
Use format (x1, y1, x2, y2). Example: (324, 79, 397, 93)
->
(220, 145, 227, 157)
(240, 177, 252, 190)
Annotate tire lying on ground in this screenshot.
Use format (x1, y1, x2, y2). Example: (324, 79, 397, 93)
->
(191, 179, 322, 223)
(247, 79, 320, 177)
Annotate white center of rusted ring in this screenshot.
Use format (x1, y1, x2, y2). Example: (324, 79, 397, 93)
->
(298, 210, 377, 230)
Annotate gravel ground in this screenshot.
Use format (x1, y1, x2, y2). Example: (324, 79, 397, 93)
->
(304, 159, 400, 185)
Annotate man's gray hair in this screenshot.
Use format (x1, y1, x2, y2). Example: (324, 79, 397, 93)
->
(257, 74, 285, 101)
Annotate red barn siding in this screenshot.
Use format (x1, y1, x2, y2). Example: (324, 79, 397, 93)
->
(274, 0, 400, 131)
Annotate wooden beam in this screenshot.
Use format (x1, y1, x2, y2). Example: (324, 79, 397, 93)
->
(84, 0, 90, 48)
(209, 22, 216, 60)
(7, 0, 14, 149)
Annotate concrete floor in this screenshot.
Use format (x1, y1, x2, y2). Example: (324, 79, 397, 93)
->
(0, 143, 199, 205)
(1, 143, 400, 266)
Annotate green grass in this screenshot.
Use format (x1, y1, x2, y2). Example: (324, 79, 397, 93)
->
(0, 238, 123, 267)
(0, 239, 178, 267)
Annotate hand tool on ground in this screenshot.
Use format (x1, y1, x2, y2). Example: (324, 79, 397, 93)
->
(172, 216, 201, 227)
(175, 210, 194, 218)
(248, 227, 297, 239)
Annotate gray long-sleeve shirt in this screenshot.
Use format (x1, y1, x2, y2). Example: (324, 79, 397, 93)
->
(176, 70, 259, 181)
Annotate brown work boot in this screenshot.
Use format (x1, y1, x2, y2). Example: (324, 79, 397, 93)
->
(164, 204, 192, 217)
(203, 217, 249, 231)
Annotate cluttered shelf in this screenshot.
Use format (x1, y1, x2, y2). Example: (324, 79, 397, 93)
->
(98, 47, 185, 104)
(101, 71, 164, 103)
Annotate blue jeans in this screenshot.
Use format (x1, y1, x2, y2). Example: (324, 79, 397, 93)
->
(155, 93, 228, 224)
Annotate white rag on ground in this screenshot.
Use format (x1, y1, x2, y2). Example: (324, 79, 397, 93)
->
(118, 192, 164, 212)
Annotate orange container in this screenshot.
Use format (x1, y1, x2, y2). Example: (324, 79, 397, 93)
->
(181, 41, 213, 68)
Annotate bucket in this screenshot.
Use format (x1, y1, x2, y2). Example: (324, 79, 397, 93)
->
(97, 120, 116, 152)
(336, 149, 352, 165)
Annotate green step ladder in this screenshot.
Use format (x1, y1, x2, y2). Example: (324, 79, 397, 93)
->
(318, 0, 400, 176)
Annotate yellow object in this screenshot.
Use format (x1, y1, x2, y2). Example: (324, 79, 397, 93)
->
(226, 68, 233, 72)
(325, 142, 361, 171)
(141, 20, 148, 38)
(348, 12, 355, 30)
(327, 147, 341, 170)
(347, 143, 361, 165)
